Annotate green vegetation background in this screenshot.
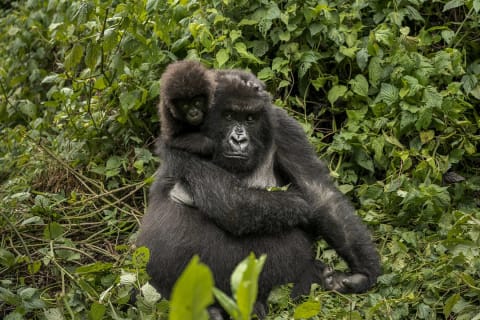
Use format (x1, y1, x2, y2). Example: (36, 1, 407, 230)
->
(0, 0, 479, 319)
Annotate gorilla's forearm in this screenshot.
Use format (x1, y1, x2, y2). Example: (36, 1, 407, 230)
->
(273, 108, 381, 289)
(167, 133, 215, 156)
(161, 147, 313, 236)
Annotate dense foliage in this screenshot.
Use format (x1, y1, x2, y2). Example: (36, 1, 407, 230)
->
(0, 0, 479, 319)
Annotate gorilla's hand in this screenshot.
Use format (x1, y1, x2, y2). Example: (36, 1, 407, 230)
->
(170, 182, 195, 207)
(321, 267, 369, 293)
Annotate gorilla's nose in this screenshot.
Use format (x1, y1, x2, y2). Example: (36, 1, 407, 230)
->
(229, 127, 249, 151)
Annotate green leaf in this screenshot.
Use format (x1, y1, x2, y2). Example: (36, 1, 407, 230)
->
(230, 253, 266, 319)
(132, 246, 150, 268)
(169, 256, 214, 320)
(213, 288, 240, 319)
(474, 0, 480, 12)
(443, 0, 465, 11)
(354, 148, 375, 172)
(141, 283, 162, 305)
(368, 57, 382, 87)
(339, 46, 358, 59)
(444, 293, 461, 317)
(423, 86, 443, 109)
(85, 43, 100, 70)
(356, 48, 369, 71)
(375, 83, 399, 106)
(44, 308, 64, 320)
(19, 287, 46, 309)
(374, 24, 394, 46)
(44, 222, 64, 240)
(327, 85, 348, 105)
(349, 74, 369, 97)
(234, 42, 264, 64)
(420, 130, 435, 144)
(19, 100, 37, 119)
(0, 248, 16, 268)
(416, 108, 432, 130)
(216, 49, 230, 67)
(441, 29, 455, 44)
(400, 75, 423, 98)
(294, 300, 321, 319)
(75, 262, 113, 274)
(89, 303, 106, 320)
(64, 43, 84, 71)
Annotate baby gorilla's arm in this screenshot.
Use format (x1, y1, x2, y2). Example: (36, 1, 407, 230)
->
(167, 133, 214, 156)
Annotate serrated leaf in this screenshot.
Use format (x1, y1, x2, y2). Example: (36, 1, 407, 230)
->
(133, 246, 150, 268)
(374, 24, 394, 46)
(423, 86, 443, 109)
(141, 283, 162, 305)
(400, 75, 423, 98)
(349, 74, 369, 97)
(119, 271, 136, 285)
(339, 46, 358, 59)
(416, 108, 432, 130)
(376, 83, 399, 106)
(327, 85, 348, 105)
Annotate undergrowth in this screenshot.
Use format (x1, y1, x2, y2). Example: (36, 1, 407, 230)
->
(1, 0, 479, 319)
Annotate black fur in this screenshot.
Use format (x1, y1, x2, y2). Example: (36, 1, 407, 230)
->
(158, 60, 215, 155)
(137, 63, 381, 318)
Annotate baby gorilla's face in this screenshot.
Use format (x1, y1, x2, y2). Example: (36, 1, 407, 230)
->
(175, 96, 206, 126)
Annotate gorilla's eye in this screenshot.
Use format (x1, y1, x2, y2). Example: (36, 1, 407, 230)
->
(225, 113, 233, 121)
(246, 114, 255, 122)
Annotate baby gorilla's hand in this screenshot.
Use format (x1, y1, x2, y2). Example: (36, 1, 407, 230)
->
(321, 267, 369, 293)
(169, 182, 195, 207)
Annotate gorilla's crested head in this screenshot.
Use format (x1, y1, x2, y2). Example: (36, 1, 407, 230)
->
(205, 76, 275, 174)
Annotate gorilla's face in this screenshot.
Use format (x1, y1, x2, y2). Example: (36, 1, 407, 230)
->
(205, 90, 273, 174)
(172, 95, 207, 126)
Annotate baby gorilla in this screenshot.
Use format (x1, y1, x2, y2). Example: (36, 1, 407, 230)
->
(173, 95, 207, 126)
(158, 60, 216, 156)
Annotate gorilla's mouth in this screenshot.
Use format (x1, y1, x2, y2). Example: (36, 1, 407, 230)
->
(186, 111, 203, 126)
(223, 152, 248, 160)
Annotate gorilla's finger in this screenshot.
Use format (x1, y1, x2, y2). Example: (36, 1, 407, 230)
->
(341, 273, 368, 291)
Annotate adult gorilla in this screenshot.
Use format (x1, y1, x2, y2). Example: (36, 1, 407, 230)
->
(137, 68, 380, 318)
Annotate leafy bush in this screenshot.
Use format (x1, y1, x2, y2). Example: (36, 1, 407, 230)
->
(1, 0, 479, 319)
